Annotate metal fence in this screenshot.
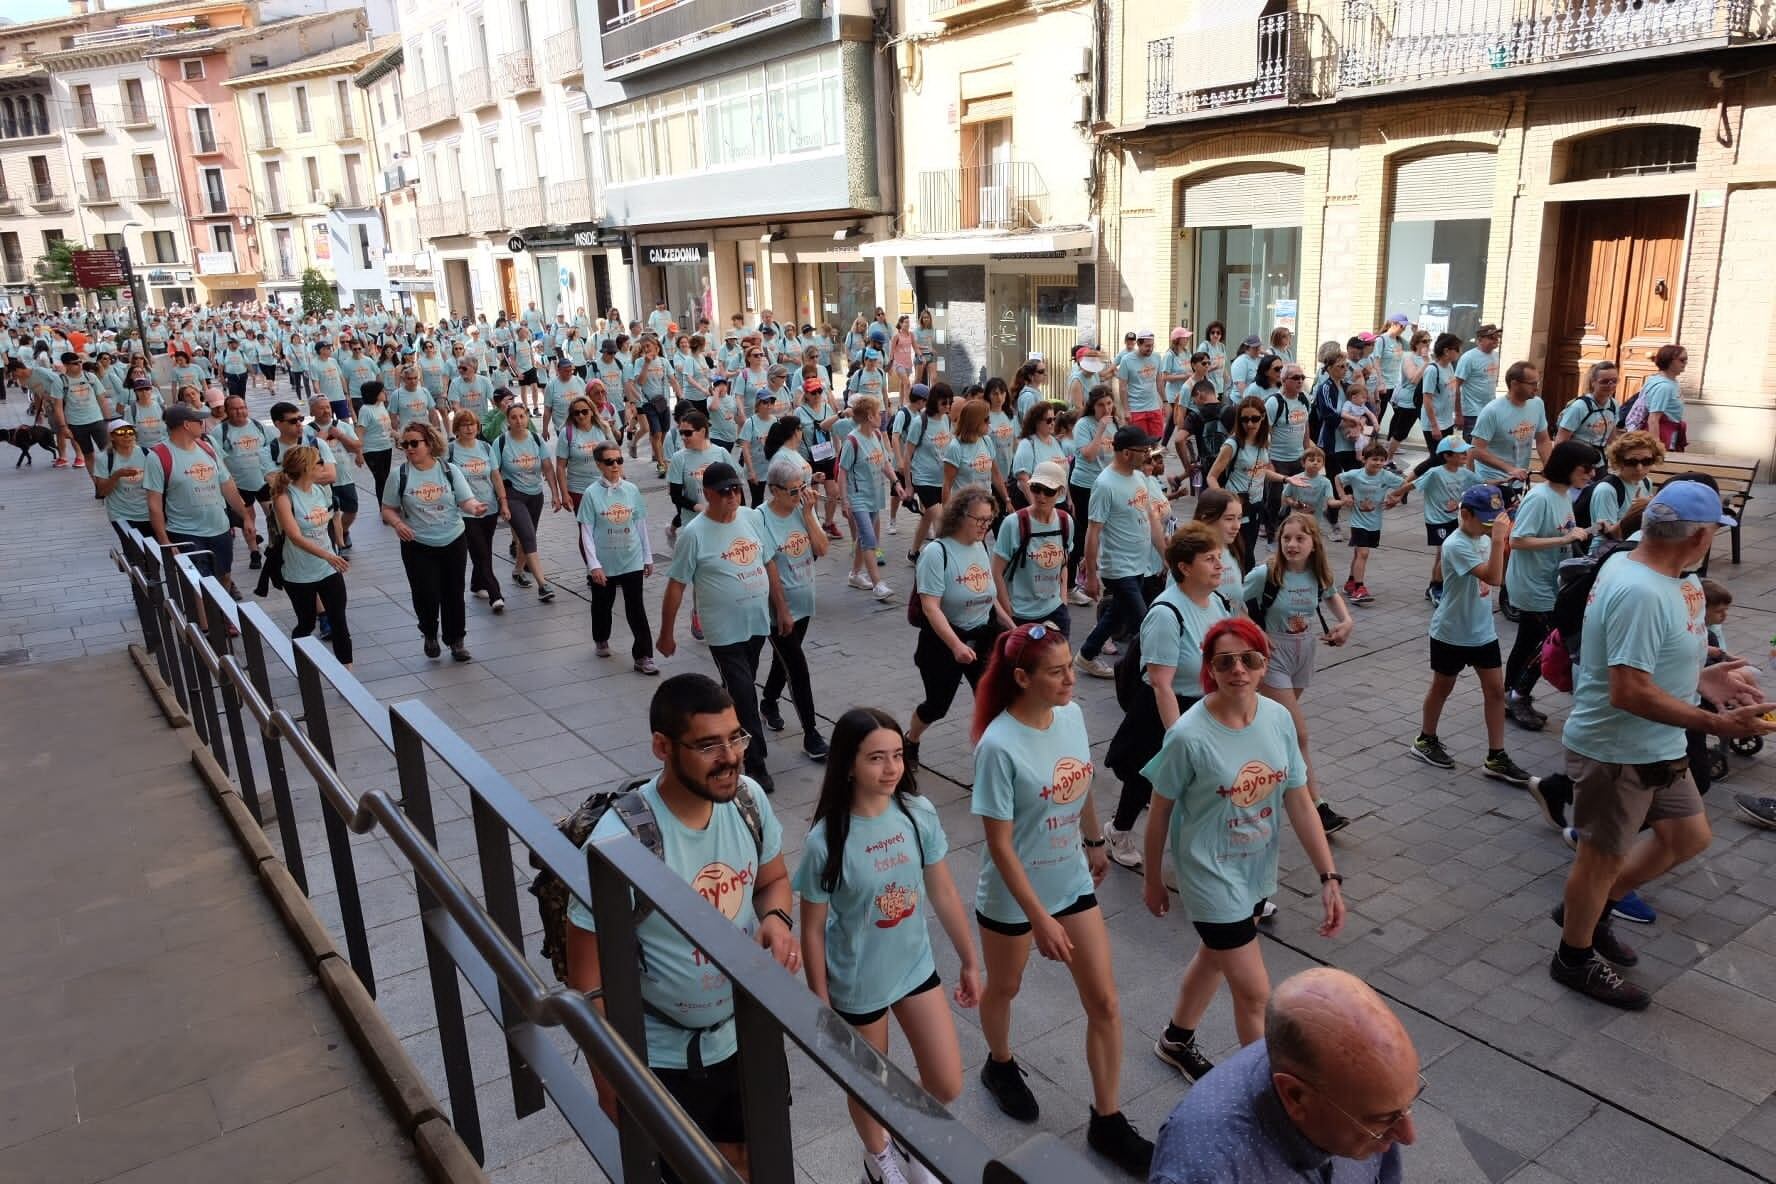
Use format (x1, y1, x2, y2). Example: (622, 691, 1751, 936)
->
(110, 527, 1099, 1184)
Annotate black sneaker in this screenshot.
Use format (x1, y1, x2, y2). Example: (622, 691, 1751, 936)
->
(1550, 904, 1638, 967)
(1526, 775, 1569, 830)
(1548, 952, 1650, 1010)
(980, 1056, 1039, 1123)
(1316, 801, 1349, 835)
(1086, 1108, 1154, 1176)
(450, 644, 473, 663)
(1409, 734, 1455, 770)
(513, 570, 532, 588)
(803, 732, 829, 761)
(423, 635, 441, 659)
(1484, 752, 1532, 786)
(1153, 1033, 1215, 1081)
(1506, 694, 1546, 732)
(248, 549, 263, 570)
(761, 700, 786, 732)
(537, 583, 556, 603)
(1735, 794, 1776, 830)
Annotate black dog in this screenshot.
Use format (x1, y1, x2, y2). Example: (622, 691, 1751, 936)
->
(5, 423, 59, 467)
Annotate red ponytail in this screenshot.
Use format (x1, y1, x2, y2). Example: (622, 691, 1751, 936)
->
(1198, 616, 1271, 695)
(971, 623, 1070, 743)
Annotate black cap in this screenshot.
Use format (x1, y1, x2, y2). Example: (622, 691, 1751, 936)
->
(1112, 425, 1153, 451)
(599, 341, 617, 354)
(701, 461, 744, 493)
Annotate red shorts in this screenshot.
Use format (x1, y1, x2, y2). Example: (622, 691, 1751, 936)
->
(1128, 409, 1165, 441)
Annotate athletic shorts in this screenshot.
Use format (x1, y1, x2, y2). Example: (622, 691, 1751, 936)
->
(331, 482, 359, 514)
(1349, 527, 1381, 548)
(976, 892, 1098, 937)
(258, 364, 278, 379)
(1568, 751, 1703, 856)
(1428, 636, 1501, 676)
(520, 368, 539, 387)
(811, 456, 837, 482)
(166, 529, 236, 578)
(1264, 630, 1316, 690)
(652, 1054, 747, 1147)
(1425, 522, 1453, 547)
(1386, 405, 1419, 441)
(1192, 917, 1259, 951)
(831, 970, 942, 1027)
(69, 420, 107, 456)
(913, 483, 943, 510)
(640, 399, 671, 435)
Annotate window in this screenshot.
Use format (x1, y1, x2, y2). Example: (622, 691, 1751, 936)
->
(249, 55, 269, 69)
(335, 80, 353, 134)
(1562, 125, 1700, 182)
(28, 155, 50, 200)
(43, 230, 65, 254)
(356, 224, 372, 269)
(1384, 151, 1496, 344)
(275, 226, 295, 275)
(86, 158, 110, 199)
(344, 154, 365, 205)
(181, 58, 205, 81)
(528, 124, 546, 184)
(305, 157, 322, 201)
(516, 0, 534, 53)
(137, 154, 161, 194)
(375, 91, 386, 125)
(150, 230, 176, 263)
(212, 224, 234, 254)
(191, 106, 216, 153)
(474, 17, 490, 69)
(73, 84, 96, 128)
(392, 86, 402, 118)
(293, 85, 311, 133)
(122, 79, 147, 122)
(96, 232, 124, 254)
(202, 167, 226, 212)
(265, 160, 284, 209)
(254, 92, 272, 142)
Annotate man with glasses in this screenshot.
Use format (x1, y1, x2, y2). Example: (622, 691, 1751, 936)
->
(564, 674, 795, 1180)
(657, 462, 793, 795)
(1468, 361, 1550, 504)
(1451, 324, 1502, 434)
(310, 341, 350, 423)
(1077, 426, 1167, 679)
(390, 364, 437, 434)
(1263, 364, 1313, 534)
(449, 357, 494, 418)
(1150, 968, 1420, 1183)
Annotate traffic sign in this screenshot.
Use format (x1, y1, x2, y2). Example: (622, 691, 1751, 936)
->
(72, 249, 126, 289)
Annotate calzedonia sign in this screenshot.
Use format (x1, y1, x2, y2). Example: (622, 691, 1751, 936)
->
(642, 243, 704, 265)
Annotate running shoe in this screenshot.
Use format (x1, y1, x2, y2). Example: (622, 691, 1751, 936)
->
(886, 519, 897, 535)
(1106, 827, 1142, 869)
(1254, 898, 1278, 921)
(1352, 583, 1374, 605)
(1315, 801, 1350, 835)
(1550, 903, 1639, 967)
(762, 700, 786, 732)
(1561, 826, 1581, 850)
(1525, 776, 1569, 830)
(451, 643, 473, 663)
(635, 657, 659, 675)
(1610, 891, 1656, 926)
(1330, 523, 1344, 541)
(1075, 654, 1114, 679)
(862, 1147, 910, 1184)
(423, 635, 441, 659)
(1506, 692, 1547, 732)
(52, 458, 69, 469)
(1735, 793, 1776, 830)
(537, 583, 556, 603)
(1153, 1033, 1215, 1081)
(1409, 734, 1455, 769)
(595, 641, 612, 658)
(980, 1057, 1039, 1123)
(249, 550, 263, 570)
(1483, 752, 1532, 786)
(1086, 1109, 1153, 1176)
(824, 522, 842, 539)
(1069, 586, 1092, 606)
(1429, 583, 1444, 605)
(512, 571, 532, 588)
(872, 581, 894, 601)
(73, 455, 85, 468)
(473, 588, 489, 600)
(804, 732, 830, 761)
(1100, 639, 1119, 657)
(490, 598, 505, 614)
(1548, 952, 1649, 1011)
(848, 571, 874, 590)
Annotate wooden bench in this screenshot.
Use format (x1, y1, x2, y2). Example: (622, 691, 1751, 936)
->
(1523, 449, 1759, 564)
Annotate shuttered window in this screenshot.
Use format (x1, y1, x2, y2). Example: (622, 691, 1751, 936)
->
(1181, 169, 1303, 229)
(1392, 151, 1496, 221)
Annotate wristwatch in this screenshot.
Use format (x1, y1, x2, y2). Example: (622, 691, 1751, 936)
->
(764, 907, 794, 932)
(1082, 836, 1107, 849)
(1320, 872, 1344, 885)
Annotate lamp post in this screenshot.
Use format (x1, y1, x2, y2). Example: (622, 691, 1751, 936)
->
(118, 220, 151, 361)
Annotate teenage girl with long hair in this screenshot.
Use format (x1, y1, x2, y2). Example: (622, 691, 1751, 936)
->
(795, 707, 979, 1184)
(1207, 394, 1278, 566)
(1192, 489, 1250, 607)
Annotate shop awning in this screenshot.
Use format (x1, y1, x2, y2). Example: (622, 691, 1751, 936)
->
(860, 227, 1093, 259)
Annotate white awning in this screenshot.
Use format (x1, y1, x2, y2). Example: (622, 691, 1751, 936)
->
(860, 228, 1094, 259)
(1177, 0, 1267, 91)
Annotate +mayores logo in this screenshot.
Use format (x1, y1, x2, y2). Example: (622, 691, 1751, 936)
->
(958, 563, 990, 593)
(603, 502, 633, 525)
(1217, 760, 1286, 808)
(1041, 756, 1093, 804)
(1032, 540, 1066, 570)
(780, 530, 810, 558)
(692, 861, 753, 920)
(721, 536, 761, 566)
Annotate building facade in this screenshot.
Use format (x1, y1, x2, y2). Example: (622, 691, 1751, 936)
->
(0, 60, 67, 309)
(1100, 0, 1776, 460)
(353, 41, 431, 318)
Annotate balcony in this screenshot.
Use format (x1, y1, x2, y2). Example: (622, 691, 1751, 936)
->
(250, 125, 277, 151)
(543, 27, 583, 79)
(71, 108, 103, 134)
(505, 184, 543, 226)
(197, 251, 237, 276)
(468, 192, 506, 232)
(458, 66, 494, 110)
(405, 83, 459, 131)
(262, 191, 291, 217)
(500, 50, 539, 94)
(418, 198, 468, 238)
(1338, 0, 1768, 92)
(0, 194, 15, 213)
(29, 184, 67, 210)
(598, 0, 821, 76)
(191, 135, 226, 157)
(129, 181, 176, 204)
(927, 0, 1025, 24)
(1146, 12, 1329, 121)
(81, 183, 121, 207)
(266, 264, 298, 282)
(3, 261, 25, 285)
(332, 116, 365, 142)
(913, 162, 1049, 235)
(386, 251, 433, 279)
(121, 105, 154, 129)
(547, 177, 593, 224)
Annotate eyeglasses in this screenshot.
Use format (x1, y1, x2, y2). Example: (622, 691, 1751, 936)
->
(1240, 415, 1263, 424)
(1618, 455, 1655, 467)
(400, 439, 426, 450)
(1209, 649, 1269, 673)
(1309, 1072, 1428, 1142)
(572, 408, 593, 416)
(598, 456, 623, 466)
(965, 513, 996, 526)
(772, 483, 806, 495)
(1033, 368, 1047, 376)
(279, 417, 303, 425)
(676, 730, 752, 759)
(1040, 416, 1056, 425)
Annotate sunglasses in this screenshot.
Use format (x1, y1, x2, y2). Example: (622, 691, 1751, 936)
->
(1033, 368, 1047, 376)
(400, 440, 425, 449)
(1618, 455, 1655, 467)
(598, 456, 623, 466)
(1240, 416, 1263, 424)
(1040, 416, 1056, 425)
(772, 483, 807, 496)
(279, 417, 304, 425)
(572, 407, 593, 416)
(1210, 650, 1269, 673)
(1029, 485, 1059, 497)
(111, 427, 137, 435)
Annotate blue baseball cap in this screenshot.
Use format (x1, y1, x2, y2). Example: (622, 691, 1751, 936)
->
(1644, 479, 1736, 527)
(864, 347, 882, 361)
(1460, 484, 1507, 523)
(1436, 436, 1472, 455)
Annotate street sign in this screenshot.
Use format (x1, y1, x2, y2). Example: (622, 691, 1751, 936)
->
(72, 249, 126, 289)
(507, 235, 526, 253)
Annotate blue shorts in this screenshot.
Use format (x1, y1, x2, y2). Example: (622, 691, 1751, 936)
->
(166, 529, 236, 578)
(848, 502, 880, 549)
(332, 481, 359, 514)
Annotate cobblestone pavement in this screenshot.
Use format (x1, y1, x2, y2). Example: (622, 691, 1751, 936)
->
(3, 384, 1774, 1183)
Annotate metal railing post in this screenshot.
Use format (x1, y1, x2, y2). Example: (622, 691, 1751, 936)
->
(733, 993, 795, 1182)
(589, 847, 663, 1184)
(241, 611, 308, 893)
(392, 709, 485, 1164)
(196, 582, 236, 776)
(470, 792, 546, 1119)
(171, 559, 220, 750)
(154, 543, 196, 715)
(138, 538, 176, 686)
(294, 639, 376, 991)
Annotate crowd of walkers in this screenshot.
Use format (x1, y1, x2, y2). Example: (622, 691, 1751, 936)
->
(8, 299, 1773, 1184)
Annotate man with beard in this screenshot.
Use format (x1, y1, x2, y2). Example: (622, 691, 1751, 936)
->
(565, 674, 797, 1181)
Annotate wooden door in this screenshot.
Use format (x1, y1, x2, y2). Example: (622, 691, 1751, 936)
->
(497, 257, 519, 317)
(1546, 196, 1686, 414)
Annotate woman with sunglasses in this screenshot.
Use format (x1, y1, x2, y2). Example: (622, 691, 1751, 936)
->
(1010, 359, 1049, 422)
(1140, 616, 1345, 1074)
(92, 418, 152, 536)
(493, 403, 557, 603)
(756, 454, 831, 760)
(552, 395, 616, 514)
(380, 422, 488, 661)
(1207, 395, 1278, 568)
(1196, 322, 1228, 396)
(576, 442, 657, 674)
(269, 444, 354, 666)
(941, 397, 1012, 511)
(1584, 430, 1663, 553)
(1010, 401, 1067, 511)
(968, 622, 1155, 1176)
(734, 342, 772, 406)
(446, 409, 510, 613)
(901, 383, 956, 560)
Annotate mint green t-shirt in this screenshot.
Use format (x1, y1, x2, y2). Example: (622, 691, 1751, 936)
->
(144, 439, 232, 536)
(1139, 583, 1231, 688)
(1505, 481, 1576, 612)
(666, 509, 774, 646)
(757, 504, 818, 623)
(216, 420, 272, 492)
(495, 430, 548, 496)
(1418, 463, 1481, 526)
(1241, 564, 1334, 637)
(666, 444, 737, 510)
(358, 402, 394, 453)
(992, 510, 1071, 620)
(576, 479, 649, 576)
(906, 414, 953, 489)
(1454, 347, 1499, 418)
(379, 459, 473, 546)
(1637, 374, 1683, 423)
(1471, 397, 1547, 481)
(791, 795, 947, 1015)
(972, 702, 1097, 924)
(943, 438, 998, 491)
(1088, 466, 1155, 580)
(124, 396, 168, 447)
(1562, 556, 1706, 764)
(915, 537, 995, 631)
(279, 482, 339, 585)
(565, 777, 783, 1070)
(445, 439, 499, 518)
(556, 422, 614, 494)
(1142, 697, 1307, 924)
(94, 446, 150, 523)
(839, 432, 887, 513)
(1341, 468, 1404, 532)
(1429, 530, 1496, 647)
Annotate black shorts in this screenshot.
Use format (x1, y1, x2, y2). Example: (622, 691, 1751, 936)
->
(914, 483, 943, 510)
(1429, 636, 1502, 677)
(831, 970, 942, 1026)
(976, 892, 1098, 937)
(1193, 918, 1259, 951)
(69, 420, 107, 456)
(653, 1053, 747, 1146)
(520, 368, 539, 387)
(332, 482, 359, 514)
(1425, 522, 1453, 547)
(258, 363, 278, 379)
(811, 456, 837, 482)
(1386, 404, 1419, 441)
(1348, 527, 1380, 548)
(248, 485, 272, 505)
(641, 399, 671, 434)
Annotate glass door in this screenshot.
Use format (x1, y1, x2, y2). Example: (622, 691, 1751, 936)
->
(1194, 226, 1300, 349)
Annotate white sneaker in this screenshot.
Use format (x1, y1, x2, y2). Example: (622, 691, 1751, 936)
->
(848, 571, 874, 590)
(872, 581, 894, 601)
(896, 1145, 940, 1184)
(473, 589, 489, 600)
(863, 1147, 910, 1184)
(886, 519, 898, 535)
(1107, 827, 1142, 869)
(1101, 639, 1119, 657)
(1069, 587, 1092, 606)
(1075, 654, 1114, 679)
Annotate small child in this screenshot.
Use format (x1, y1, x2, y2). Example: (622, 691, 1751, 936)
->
(1280, 445, 1343, 539)
(1337, 381, 1379, 461)
(1702, 578, 1732, 660)
(1397, 436, 1482, 603)
(1338, 443, 1405, 604)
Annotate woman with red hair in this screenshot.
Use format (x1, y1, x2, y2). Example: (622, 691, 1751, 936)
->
(1138, 616, 1346, 1079)
(967, 623, 1154, 1176)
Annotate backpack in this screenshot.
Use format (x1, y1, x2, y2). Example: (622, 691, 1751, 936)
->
(528, 774, 764, 984)
(150, 438, 218, 481)
(907, 539, 951, 627)
(1405, 362, 1431, 412)
(1539, 540, 1636, 693)
(1245, 566, 1333, 636)
(395, 459, 462, 501)
(1571, 473, 1624, 530)
(1196, 404, 1230, 461)
(1001, 506, 1072, 582)
(1568, 395, 1611, 439)
(1620, 391, 1647, 431)
(1114, 601, 1181, 712)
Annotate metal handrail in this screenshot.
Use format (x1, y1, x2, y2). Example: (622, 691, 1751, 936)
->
(109, 527, 1100, 1183)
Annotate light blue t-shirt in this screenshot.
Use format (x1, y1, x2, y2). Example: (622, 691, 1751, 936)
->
(972, 702, 1097, 924)
(279, 482, 339, 585)
(1279, 473, 1334, 533)
(739, 414, 777, 481)
(445, 439, 499, 517)
(905, 414, 953, 489)
(144, 439, 231, 537)
(1142, 698, 1307, 924)
(1011, 434, 1066, 481)
(576, 479, 649, 576)
(1421, 361, 1455, 432)
(1264, 391, 1311, 463)
(94, 446, 150, 523)
(1562, 556, 1706, 764)
(1375, 332, 1405, 390)
(667, 444, 736, 510)
(63, 372, 107, 425)
(1585, 476, 1654, 553)
(1505, 482, 1576, 612)
(1471, 396, 1547, 481)
(565, 777, 783, 1070)
(1637, 374, 1683, 423)
(1419, 462, 1481, 526)
(1070, 417, 1113, 488)
(391, 384, 435, 430)
(1454, 347, 1499, 419)
(1429, 530, 1496, 647)
(216, 419, 272, 492)
(839, 432, 888, 513)
(666, 508, 774, 646)
(1117, 351, 1161, 413)
(1159, 349, 1194, 406)
(1089, 466, 1155, 580)
(1218, 442, 1270, 498)
(556, 422, 614, 494)
(1557, 395, 1616, 448)
(124, 396, 169, 448)
(992, 510, 1071, 620)
(379, 458, 473, 546)
(1241, 564, 1334, 638)
(792, 795, 947, 1015)
(757, 503, 818, 622)
(943, 437, 998, 491)
(1139, 583, 1232, 688)
(358, 402, 394, 453)
(495, 430, 549, 496)
(915, 537, 996, 630)
(1341, 468, 1403, 532)
(1229, 352, 1258, 395)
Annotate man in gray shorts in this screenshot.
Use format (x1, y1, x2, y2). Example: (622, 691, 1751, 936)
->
(1550, 481, 1775, 1009)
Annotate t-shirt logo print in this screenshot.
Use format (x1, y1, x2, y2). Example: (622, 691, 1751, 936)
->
(1218, 760, 1286, 808)
(781, 530, 810, 558)
(873, 882, 919, 928)
(603, 502, 633, 525)
(1031, 540, 1066, 570)
(970, 453, 993, 474)
(721, 536, 761, 567)
(1681, 581, 1706, 633)
(958, 563, 991, 594)
(692, 861, 753, 920)
(186, 461, 217, 483)
(414, 481, 444, 504)
(1044, 756, 1093, 805)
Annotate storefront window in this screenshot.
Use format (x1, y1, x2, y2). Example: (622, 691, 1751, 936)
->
(1383, 218, 1489, 344)
(820, 260, 874, 329)
(1194, 226, 1300, 348)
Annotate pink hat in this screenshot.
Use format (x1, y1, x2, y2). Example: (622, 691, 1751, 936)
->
(1169, 327, 1189, 342)
(1357, 331, 1377, 343)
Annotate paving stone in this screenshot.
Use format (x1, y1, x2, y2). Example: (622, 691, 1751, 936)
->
(1549, 1036, 1754, 1146)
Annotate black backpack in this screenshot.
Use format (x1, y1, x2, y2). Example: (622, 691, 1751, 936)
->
(1113, 593, 1230, 711)
(1572, 473, 1624, 530)
(1244, 566, 1332, 634)
(1550, 539, 1637, 664)
(1405, 362, 1432, 412)
(528, 775, 764, 983)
